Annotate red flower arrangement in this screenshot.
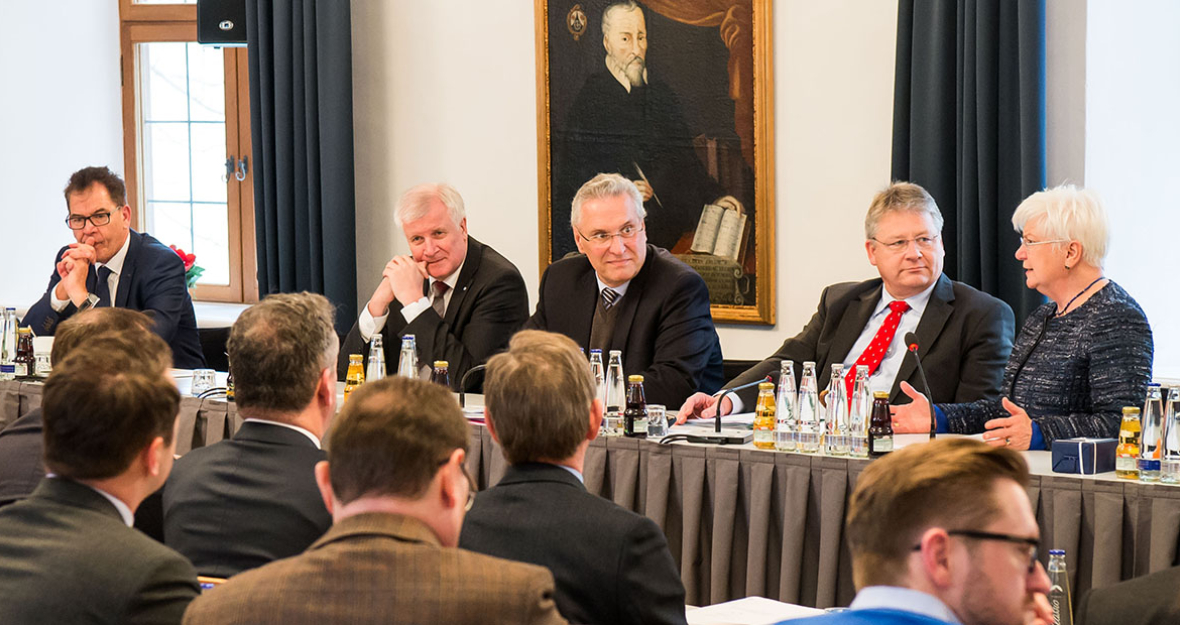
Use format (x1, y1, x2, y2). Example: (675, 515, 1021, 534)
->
(169, 245, 205, 289)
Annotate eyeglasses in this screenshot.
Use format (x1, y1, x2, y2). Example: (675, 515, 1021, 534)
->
(65, 210, 114, 230)
(575, 224, 644, 248)
(440, 457, 477, 511)
(870, 234, 940, 253)
(913, 529, 1040, 573)
(1018, 234, 1069, 248)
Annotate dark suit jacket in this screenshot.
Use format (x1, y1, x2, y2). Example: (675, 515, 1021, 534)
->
(1075, 566, 1180, 625)
(524, 244, 723, 407)
(162, 421, 331, 577)
(460, 463, 688, 625)
(0, 408, 44, 507)
(182, 512, 567, 625)
(728, 275, 1014, 408)
(23, 229, 205, 369)
(338, 236, 528, 391)
(0, 478, 199, 624)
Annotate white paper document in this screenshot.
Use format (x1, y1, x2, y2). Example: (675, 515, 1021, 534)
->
(686, 596, 824, 625)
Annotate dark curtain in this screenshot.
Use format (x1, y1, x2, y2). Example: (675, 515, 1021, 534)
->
(892, 0, 1047, 323)
(247, 0, 357, 334)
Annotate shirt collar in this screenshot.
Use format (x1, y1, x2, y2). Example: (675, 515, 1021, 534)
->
(428, 257, 465, 292)
(243, 418, 322, 449)
(83, 483, 135, 527)
(595, 276, 631, 299)
(875, 278, 938, 317)
(850, 586, 961, 624)
(98, 230, 132, 276)
(556, 464, 585, 484)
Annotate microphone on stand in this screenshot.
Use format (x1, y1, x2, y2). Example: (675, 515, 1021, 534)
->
(903, 332, 936, 440)
(459, 364, 487, 408)
(712, 375, 773, 434)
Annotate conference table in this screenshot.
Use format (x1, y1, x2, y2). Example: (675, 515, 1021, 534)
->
(4, 377, 1179, 610)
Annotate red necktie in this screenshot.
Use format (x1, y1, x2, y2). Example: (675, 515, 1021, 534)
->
(431, 281, 449, 318)
(845, 300, 910, 397)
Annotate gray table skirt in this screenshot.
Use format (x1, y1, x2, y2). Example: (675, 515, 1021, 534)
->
(4, 380, 1179, 609)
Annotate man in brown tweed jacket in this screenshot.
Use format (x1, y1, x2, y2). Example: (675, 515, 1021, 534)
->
(182, 377, 566, 625)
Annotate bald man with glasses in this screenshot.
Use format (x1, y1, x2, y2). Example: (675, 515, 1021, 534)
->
(524, 173, 722, 407)
(678, 182, 1013, 423)
(23, 166, 204, 369)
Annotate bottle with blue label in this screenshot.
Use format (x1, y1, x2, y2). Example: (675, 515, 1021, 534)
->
(1139, 384, 1163, 482)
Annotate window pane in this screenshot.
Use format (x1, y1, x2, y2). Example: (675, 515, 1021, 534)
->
(193, 203, 231, 286)
(146, 201, 193, 258)
(141, 42, 189, 122)
(143, 122, 191, 201)
(187, 42, 225, 122)
(191, 122, 228, 203)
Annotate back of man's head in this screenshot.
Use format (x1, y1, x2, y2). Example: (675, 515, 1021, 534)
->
(51, 308, 154, 366)
(484, 330, 595, 465)
(227, 292, 337, 416)
(864, 181, 944, 239)
(326, 377, 468, 504)
(846, 438, 1029, 589)
(42, 331, 177, 480)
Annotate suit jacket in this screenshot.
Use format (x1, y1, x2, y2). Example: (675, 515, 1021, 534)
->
(524, 244, 723, 407)
(182, 512, 567, 625)
(0, 478, 199, 624)
(338, 236, 528, 391)
(460, 463, 688, 625)
(728, 275, 1014, 408)
(23, 229, 205, 369)
(0, 408, 44, 507)
(162, 421, 331, 577)
(1075, 566, 1180, 625)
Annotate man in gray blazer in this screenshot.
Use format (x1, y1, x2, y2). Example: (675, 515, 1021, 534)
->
(0, 328, 199, 623)
(461, 330, 687, 625)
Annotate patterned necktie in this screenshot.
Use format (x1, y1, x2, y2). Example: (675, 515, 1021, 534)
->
(601, 288, 619, 310)
(845, 300, 910, 397)
(431, 281, 449, 319)
(94, 266, 113, 307)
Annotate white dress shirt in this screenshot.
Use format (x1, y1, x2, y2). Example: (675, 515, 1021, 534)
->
(85, 483, 135, 527)
(50, 233, 132, 312)
(840, 280, 938, 396)
(242, 418, 321, 449)
(358, 259, 466, 341)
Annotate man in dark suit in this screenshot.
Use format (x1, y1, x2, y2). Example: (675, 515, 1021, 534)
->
(525, 173, 722, 407)
(1075, 566, 1180, 625)
(678, 182, 1014, 421)
(182, 376, 566, 625)
(162, 292, 336, 577)
(23, 166, 205, 369)
(339, 182, 528, 391)
(461, 330, 687, 625)
(0, 308, 155, 507)
(0, 329, 199, 623)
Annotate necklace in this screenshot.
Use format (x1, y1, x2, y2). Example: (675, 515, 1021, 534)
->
(1055, 276, 1105, 317)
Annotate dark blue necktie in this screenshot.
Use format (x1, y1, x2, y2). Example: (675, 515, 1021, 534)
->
(94, 266, 112, 307)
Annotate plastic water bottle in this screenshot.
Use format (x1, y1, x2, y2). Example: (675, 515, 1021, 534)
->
(396, 335, 418, 378)
(1161, 386, 1180, 484)
(1047, 549, 1072, 625)
(366, 334, 386, 382)
(774, 361, 797, 452)
(1139, 384, 1163, 482)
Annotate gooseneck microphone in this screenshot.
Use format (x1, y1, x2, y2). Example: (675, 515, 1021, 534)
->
(904, 332, 936, 440)
(458, 364, 487, 408)
(712, 375, 773, 433)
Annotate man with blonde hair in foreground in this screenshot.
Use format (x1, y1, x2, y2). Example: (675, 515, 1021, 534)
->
(183, 377, 565, 625)
(781, 438, 1051, 625)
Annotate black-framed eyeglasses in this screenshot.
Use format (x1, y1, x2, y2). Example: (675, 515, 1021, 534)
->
(912, 529, 1040, 573)
(65, 210, 113, 230)
(439, 457, 477, 512)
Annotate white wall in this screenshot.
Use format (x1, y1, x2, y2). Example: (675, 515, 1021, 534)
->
(0, 1, 123, 309)
(351, 0, 898, 360)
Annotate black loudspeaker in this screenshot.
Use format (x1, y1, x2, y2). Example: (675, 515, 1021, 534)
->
(198, 0, 247, 46)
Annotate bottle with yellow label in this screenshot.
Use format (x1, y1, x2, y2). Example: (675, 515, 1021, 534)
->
(1116, 406, 1142, 479)
(343, 354, 365, 403)
(753, 381, 776, 450)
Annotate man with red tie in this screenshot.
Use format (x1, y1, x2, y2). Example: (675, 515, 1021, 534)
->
(677, 182, 1015, 421)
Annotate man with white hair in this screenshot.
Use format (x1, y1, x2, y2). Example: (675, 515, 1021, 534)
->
(339, 183, 528, 390)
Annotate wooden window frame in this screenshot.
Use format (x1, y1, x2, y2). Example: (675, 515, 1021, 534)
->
(119, 0, 258, 303)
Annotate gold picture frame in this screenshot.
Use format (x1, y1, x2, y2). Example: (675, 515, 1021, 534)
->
(535, 0, 775, 324)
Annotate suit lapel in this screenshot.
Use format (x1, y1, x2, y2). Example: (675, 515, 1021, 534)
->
(444, 238, 483, 325)
(114, 231, 140, 308)
(890, 275, 953, 401)
(607, 244, 654, 354)
(570, 265, 600, 346)
(825, 284, 881, 372)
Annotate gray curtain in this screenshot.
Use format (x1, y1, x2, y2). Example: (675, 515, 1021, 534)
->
(246, 0, 357, 334)
(892, 0, 1047, 323)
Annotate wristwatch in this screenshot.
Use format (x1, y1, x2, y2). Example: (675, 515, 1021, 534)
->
(76, 293, 100, 312)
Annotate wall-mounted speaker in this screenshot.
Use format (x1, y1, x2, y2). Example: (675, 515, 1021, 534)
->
(198, 0, 247, 46)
